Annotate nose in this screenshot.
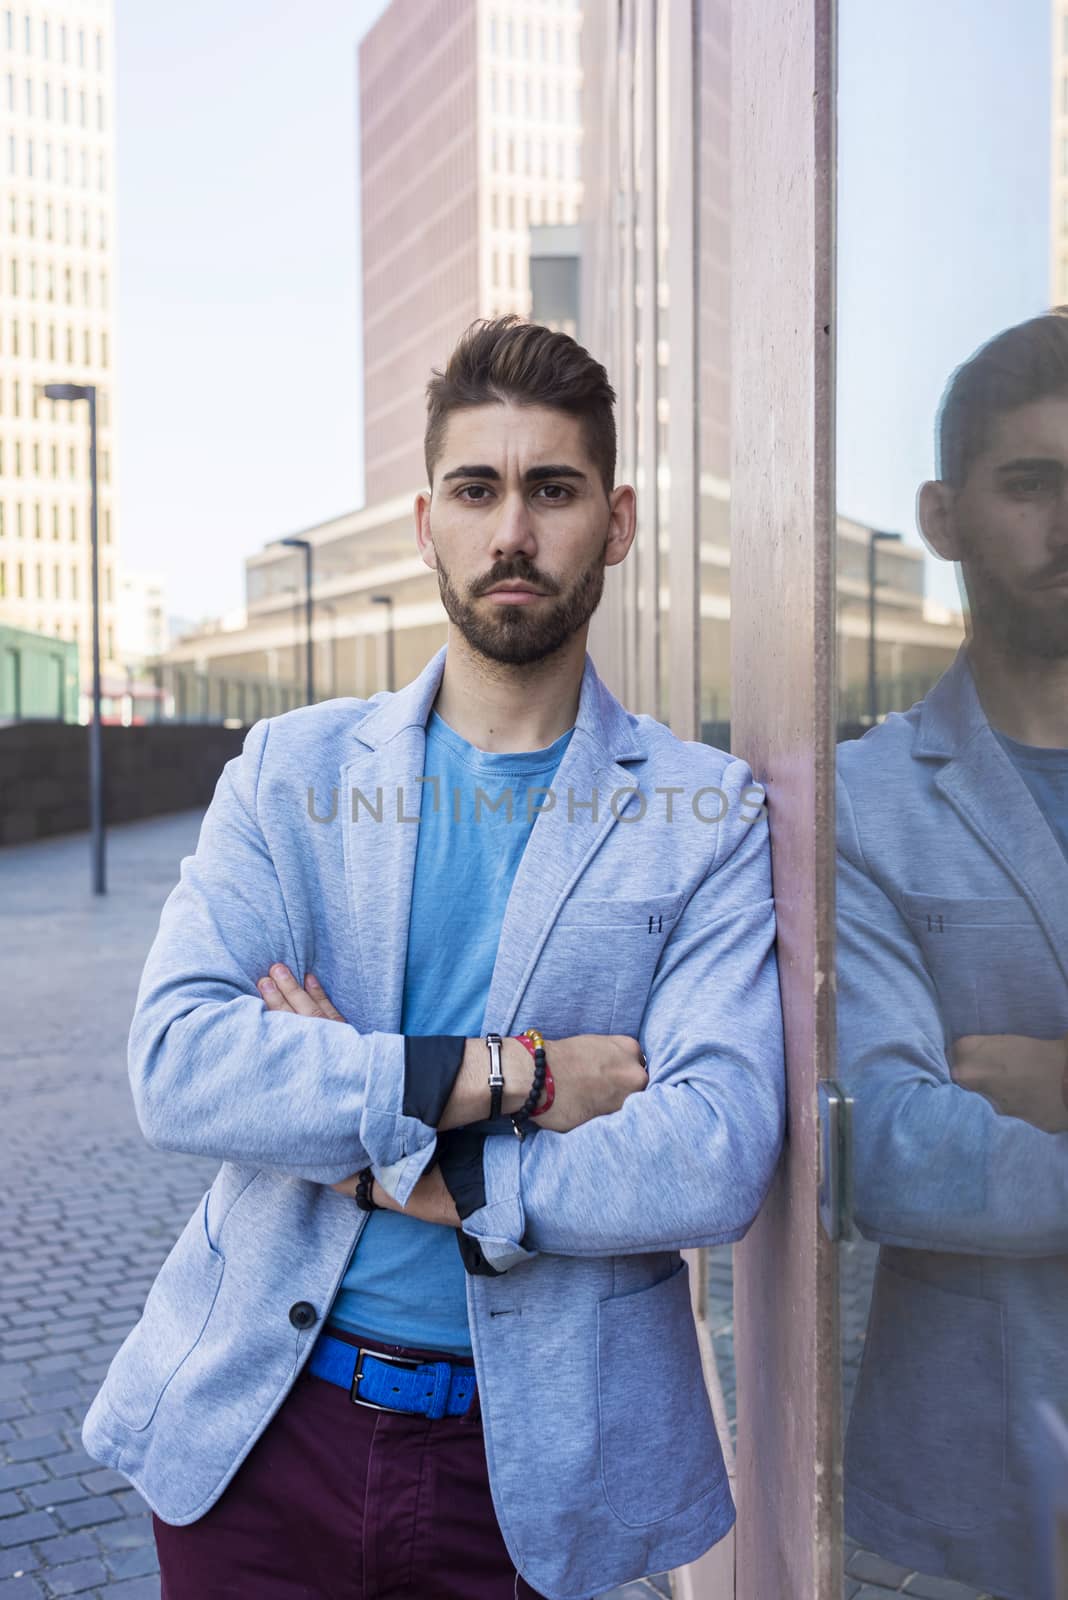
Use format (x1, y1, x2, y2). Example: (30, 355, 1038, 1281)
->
(490, 490, 538, 558)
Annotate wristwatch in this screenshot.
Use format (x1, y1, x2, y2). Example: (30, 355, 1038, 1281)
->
(485, 1032, 505, 1120)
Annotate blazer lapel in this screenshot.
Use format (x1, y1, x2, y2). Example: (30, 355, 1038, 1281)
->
(478, 654, 646, 1034)
(918, 648, 1068, 987)
(339, 649, 448, 1031)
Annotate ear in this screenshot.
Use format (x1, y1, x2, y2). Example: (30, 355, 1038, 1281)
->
(414, 490, 438, 571)
(917, 479, 962, 562)
(603, 484, 638, 568)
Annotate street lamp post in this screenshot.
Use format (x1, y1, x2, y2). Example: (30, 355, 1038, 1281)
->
(868, 529, 903, 725)
(371, 594, 395, 692)
(319, 602, 338, 699)
(281, 537, 314, 705)
(41, 382, 104, 895)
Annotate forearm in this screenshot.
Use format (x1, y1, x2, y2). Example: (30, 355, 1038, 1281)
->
(437, 1036, 533, 1129)
(849, 1072, 1068, 1255)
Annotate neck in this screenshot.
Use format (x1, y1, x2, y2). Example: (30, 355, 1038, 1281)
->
(431, 628, 586, 752)
(966, 633, 1068, 746)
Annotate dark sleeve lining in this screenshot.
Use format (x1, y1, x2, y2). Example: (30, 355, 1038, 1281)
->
(436, 1128, 489, 1220)
(401, 1035, 467, 1126)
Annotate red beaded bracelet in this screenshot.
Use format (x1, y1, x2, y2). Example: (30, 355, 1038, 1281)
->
(515, 1029, 555, 1115)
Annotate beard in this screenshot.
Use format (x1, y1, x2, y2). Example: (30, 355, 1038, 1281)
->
(962, 555, 1068, 661)
(433, 538, 609, 666)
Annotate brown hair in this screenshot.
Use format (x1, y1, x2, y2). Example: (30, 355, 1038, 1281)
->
(938, 306, 1068, 487)
(424, 314, 617, 497)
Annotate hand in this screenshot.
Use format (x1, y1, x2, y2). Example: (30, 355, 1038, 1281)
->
(328, 1164, 461, 1225)
(950, 1032, 1068, 1134)
(256, 963, 346, 1023)
(530, 1034, 649, 1134)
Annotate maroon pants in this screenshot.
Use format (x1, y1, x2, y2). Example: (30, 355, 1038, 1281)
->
(153, 1325, 549, 1600)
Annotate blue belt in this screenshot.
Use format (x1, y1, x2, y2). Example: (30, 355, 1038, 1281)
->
(307, 1331, 477, 1420)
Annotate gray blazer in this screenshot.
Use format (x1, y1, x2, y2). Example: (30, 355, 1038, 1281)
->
(82, 643, 785, 1600)
(837, 647, 1068, 1600)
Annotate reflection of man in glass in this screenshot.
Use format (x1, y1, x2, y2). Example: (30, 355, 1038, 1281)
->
(837, 310, 1068, 1599)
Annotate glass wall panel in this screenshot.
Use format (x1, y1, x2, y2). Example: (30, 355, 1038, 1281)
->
(836, 4, 1065, 1596)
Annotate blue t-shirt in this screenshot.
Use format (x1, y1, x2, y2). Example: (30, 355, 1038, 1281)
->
(994, 729, 1068, 864)
(326, 708, 574, 1354)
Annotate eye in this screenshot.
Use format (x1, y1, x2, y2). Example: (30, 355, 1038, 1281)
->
(1005, 472, 1058, 497)
(536, 484, 573, 502)
(457, 485, 492, 501)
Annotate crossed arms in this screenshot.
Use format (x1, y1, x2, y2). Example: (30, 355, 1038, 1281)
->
(129, 719, 785, 1270)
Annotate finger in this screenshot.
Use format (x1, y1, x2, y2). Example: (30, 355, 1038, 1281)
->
(305, 973, 346, 1022)
(268, 962, 322, 1017)
(257, 975, 296, 1013)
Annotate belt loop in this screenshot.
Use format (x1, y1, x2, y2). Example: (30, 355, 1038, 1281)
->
(425, 1360, 452, 1420)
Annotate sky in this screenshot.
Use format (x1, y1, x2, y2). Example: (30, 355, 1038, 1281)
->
(113, 0, 1051, 623)
(837, 0, 1050, 612)
(113, 0, 388, 622)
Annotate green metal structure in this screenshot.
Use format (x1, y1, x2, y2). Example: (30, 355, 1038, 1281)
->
(0, 623, 79, 722)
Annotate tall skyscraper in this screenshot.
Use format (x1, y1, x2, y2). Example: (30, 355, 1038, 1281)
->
(358, 0, 583, 504)
(0, 0, 119, 694)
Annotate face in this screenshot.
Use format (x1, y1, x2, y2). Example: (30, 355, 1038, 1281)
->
(919, 394, 1068, 659)
(414, 402, 636, 667)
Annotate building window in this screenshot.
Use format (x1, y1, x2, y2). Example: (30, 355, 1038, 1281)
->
(69, 506, 77, 541)
(61, 84, 68, 122)
(60, 23, 66, 62)
(103, 506, 111, 543)
(44, 141, 51, 179)
(105, 566, 112, 603)
(65, 325, 73, 361)
(35, 562, 44, 599)
(42, 18, 48, 57)
(3, 11, 11, 49)
(96, 93, 103, 131)
(95, 31, 102, 71)
(17, 560, 24, 598)
(70, 562, 78, 599)
(68, 445, 75, 478)
(100, 330, 108, 367)
(9, 258, 18, 296)
(82, 328, 90, 364)
(78, 27, 85, 67)
(24, 75, 32, 114)
(7, 133, 16, 174)
(53, 562, 60, 598)
(14, 441, 22, 476)
(0, 563, 5, 597)
(78, 88, 86, 127)
(32, 443, 40, 477)
(51, 505, 58, 538)
(16, 502, 23, 537)
(106, 623, 113, 659)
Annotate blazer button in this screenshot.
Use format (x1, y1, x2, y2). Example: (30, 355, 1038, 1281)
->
(288, 1301, 318, 1330)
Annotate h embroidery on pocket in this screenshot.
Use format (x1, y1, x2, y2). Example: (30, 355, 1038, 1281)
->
(648, 913, 663, 934)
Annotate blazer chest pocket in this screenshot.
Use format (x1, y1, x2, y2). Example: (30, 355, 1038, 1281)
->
(547, 892, 685, 1034)
(596, 1259, 724, 1526)
(105, 1191, 225, 1433)
(901, 892, 1053, 1036)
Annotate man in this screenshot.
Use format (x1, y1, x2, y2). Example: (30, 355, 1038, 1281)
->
(82, 315, 785, 1600)
(837, 309, 1068, 1600)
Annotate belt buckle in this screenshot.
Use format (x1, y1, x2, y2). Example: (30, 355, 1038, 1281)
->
(350, 1346, 422, 1414)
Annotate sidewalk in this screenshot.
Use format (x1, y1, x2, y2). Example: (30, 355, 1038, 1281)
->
(0, 812, 668, 1600)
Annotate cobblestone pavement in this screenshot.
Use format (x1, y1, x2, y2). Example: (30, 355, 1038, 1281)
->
(0, 812, 669, 1600)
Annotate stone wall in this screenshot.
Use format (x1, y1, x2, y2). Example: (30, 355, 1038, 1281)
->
(0, 723, 249, 846)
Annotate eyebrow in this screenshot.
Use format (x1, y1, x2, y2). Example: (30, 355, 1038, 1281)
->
(440, 463, 588, 484)
(995, 457, 1065, 474)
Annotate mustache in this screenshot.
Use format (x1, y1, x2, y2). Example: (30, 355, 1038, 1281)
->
(1031, 557, 1068, 587)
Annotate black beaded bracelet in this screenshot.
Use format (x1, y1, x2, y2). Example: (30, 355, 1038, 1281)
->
(354, 1167, 378, 1212)
(511, 1045, 547, 1142)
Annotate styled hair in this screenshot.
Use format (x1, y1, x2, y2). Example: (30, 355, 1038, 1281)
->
(424, 314, 617, 497)
(938, 306, 1068, 487)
